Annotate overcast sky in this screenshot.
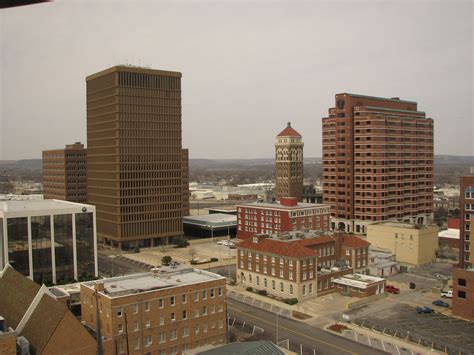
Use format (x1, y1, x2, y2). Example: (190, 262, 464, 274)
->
(1, 0, 472, 160)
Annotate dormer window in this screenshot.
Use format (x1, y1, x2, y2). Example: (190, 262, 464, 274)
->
(253, 237, 258, 243)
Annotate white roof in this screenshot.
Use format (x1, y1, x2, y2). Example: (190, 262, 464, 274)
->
(438, 228, 460, 240)
(0, 199, 95, 217)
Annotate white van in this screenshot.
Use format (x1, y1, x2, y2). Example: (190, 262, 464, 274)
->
(440, 290, 452, 298)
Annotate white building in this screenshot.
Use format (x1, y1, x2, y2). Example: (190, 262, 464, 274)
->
(0, 200, 98, 284)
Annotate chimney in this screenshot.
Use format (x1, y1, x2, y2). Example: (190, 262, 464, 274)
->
(94, 281, 104, 293)
(280, 197, 298, 207)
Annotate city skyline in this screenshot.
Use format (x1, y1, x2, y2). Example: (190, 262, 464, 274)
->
(1, 1, 472, 161)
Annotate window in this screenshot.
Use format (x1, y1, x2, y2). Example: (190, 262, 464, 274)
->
(170, 296, 175, 306)
(280, 282, 284, 292)
(145, 335, 152, 347)
(289, 285, 293, 294)
(346, 249, 350, 256)
(303, 285, 306, 295)
(302, 272, 307, 280)
(183, 326, 189, 337)
(183, 310, 187, 319)
(264, 278, 268, 287)
(256, 264, 260, 272)
(145, 319, 151, 328)
(272, 280, 275, 290)
(249, 274, 252, 283)
(133, 338, 140, 350)
(144, 301, 150, 311)
(202, 306, 208, 315)
(195, 325, 200, 334)
(159, 316, 164, 325)
(309, 283, 313, 294)
(118, 324, 124, 333)
(280, 269, 284, 278)
(194, 291, 199, 302)
(309, 270, 314, 278)
(132, 303, 138, 314)
(256, 276, 260, 285)
(218, 287, 222, 296)
(263, 265, 268, 274)
(202, 290, 207, 300)
(182, 294, 187, 303)
(159, 298, 164, 308)
(210, 288, 215, 298)
(133, 320, 139, 331)
(171, 312, 176, 321)
(203, 322, 208, 333)
(289, 271, 293, 280)
(117, 308, 123, 317)
(271, 267, 275, 276)
(458, 278, 467, 287)
(159, 332, 166, 343)
(171, 329, 177, 340)
(458, 290, 466, 299)
(271, 256, 275, 263)
(289, 260, 293, 267)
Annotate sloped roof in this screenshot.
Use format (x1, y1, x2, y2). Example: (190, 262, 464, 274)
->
(297, 235, 335, 247)
(198, 341, 285, 355)
(0, 265, 41, 328)
(277, 122, 301, 137)
(20, 293, 67, 353)
(342, 235, 370, 248)
(238, 238, 317, 258)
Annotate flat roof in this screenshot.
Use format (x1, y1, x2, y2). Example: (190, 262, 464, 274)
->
(360, 105, 426, 115)
(333, 273, 384, 289)
(238, 202, 330, 210)
(84, 266, 224, 298)
(438, 229, 460, 239)
(371, 221, 433, 229)
(0, 199, 94, 214)
(338, 93, 417, 105)
(183, 213, 236, 228)
(86, 65, 182, 81)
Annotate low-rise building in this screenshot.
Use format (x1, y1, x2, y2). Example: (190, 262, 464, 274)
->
(81, 266, 227, 354)
(368, 248, 399, 278)
(366, 222, 438, 266)
(332, 273, 385, 298)
(0, 199, 98, 284)
(236, 231, 370, 301)
(237, 197, 330, 239)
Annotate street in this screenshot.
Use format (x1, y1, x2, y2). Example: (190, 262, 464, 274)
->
(227, 298, 387, 355)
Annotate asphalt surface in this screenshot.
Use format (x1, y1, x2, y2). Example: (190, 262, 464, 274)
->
(227, 298, 387, 355)
(97, 252, 149, 277)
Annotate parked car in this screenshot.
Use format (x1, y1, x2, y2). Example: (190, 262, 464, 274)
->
(385, 285, 400, 294)
(409, 282, 416, 289)
(217, 240, 226, 245)
(432, 300, 449, 308)
(440, 290, 452, 298)
(416, 306, 434, 314)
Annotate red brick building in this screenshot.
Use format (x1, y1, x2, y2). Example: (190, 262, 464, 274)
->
(322, 93, 434, 234)
(236, 231, 370, 301)
(452, 175, 474, 320)
(236, 197, 330, 239)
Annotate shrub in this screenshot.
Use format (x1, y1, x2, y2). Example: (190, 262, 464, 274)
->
(257, 290, 268, 296)
(246, 286, 253, 292)
(283, 298, 299, 305)
(210, 257, 218, 262)
(161, 255, 172, 266)
(173, 237, 189, 248)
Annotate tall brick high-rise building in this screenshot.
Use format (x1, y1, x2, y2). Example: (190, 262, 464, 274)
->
(42, 142, 87, 203)
(275, 122, 304, 201)
(452, 174, 474, 320)
(322, 93, 434, 234)
(86, 66, 183, 249)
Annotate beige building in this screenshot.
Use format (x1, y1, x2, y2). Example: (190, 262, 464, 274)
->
(81, 266, 227, 354)
(366, 222, 438, 265)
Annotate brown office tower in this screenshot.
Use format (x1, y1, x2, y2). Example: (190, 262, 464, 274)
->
(452, 175, 474, 320)
(86, 66, 183, 249)
(322, 93, 434, 234)
(275, 122, 304, 202)
(182, 148, 190, 216)
(42, 142, 87, 203)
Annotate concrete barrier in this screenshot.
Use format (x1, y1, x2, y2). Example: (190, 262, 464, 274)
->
(346, 293, 387, 309)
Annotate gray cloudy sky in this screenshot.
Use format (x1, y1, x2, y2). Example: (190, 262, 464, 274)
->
(1, 0, 472, 160)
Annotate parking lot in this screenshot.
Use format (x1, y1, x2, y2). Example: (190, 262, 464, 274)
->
(347, 302, 474, 354)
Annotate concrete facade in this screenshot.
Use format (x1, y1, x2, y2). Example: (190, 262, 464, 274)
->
(366, 222, 438, 265)
(86, 66, 184, 249)
(322, 93, 434, 234)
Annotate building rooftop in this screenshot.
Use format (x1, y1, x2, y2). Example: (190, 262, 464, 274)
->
(277, 122, 302, 137)
(238, 201, 330, 211)
(86, 65, 182, 81)
(333, 273, 384, 289)
(341, 235, 371, 249)
(371, 221, 435, 230)
(0, 199, 94, 214)
(338, 93, 417, 105)
(238, 237, 317, 259)
(438, 228, 460, 240)
(183, 213, 237, 228)
(83, 266, 225, 298)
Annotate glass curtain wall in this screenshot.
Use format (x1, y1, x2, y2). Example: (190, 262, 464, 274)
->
(7, 217, 29, 277)
(76, 212, 95, 280)
(31, 216, 53, 284)
(54, 214, 74, 283)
